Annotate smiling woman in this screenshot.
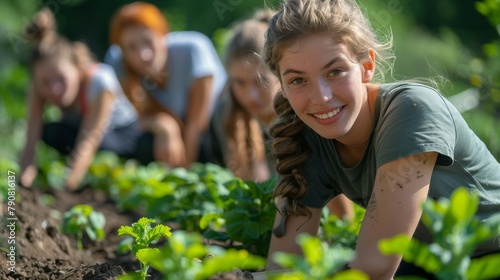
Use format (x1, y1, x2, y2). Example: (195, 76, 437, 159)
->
(264, 0, 500, 279)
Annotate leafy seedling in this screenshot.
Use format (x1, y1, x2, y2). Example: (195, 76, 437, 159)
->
(149, 230, 266, 280)
(60, 204, 105, 251)
(379, 187, 500, 280)
(117, 217, 172, 279)
(271, 233, 368, 280)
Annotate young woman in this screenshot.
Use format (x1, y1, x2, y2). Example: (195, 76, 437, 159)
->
(264, 0, 500, 278)
(19, 8, 140, 190)
(209, 10, 280, 182)
(209, 10, 353, 219)
(105, 2, 227, 167)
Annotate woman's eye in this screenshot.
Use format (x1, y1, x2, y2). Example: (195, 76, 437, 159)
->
(329, 69, 343, 76)
(290, 78, 304, 85)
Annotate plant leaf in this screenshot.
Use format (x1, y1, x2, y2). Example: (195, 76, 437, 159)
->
(467, 253, 500, 279)
(136, 248, 161, 266)
(145, 223, 172, 245)
(195, 249, 266, 280)
(117, 225, 137, 239)
(297, 234, 324, 267)
(331, 270, 369, 280)
(89, 211, 106, 229)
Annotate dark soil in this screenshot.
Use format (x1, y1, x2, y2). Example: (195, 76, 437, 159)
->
(0, 185, 134, 279)
(0, 186, 254, 280)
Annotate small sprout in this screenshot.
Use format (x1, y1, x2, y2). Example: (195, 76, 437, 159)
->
(118, 217, 172, 279)
(60, 204, 105, 251)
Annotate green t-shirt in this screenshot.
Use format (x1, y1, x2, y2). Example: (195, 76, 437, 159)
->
(300, 82, 500, 253)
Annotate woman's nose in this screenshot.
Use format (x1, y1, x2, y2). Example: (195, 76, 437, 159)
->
(248, 85, 260, 101)
(311, 79, 333, 104)
(51, 81, 64, 96)
(139, 47, 154, 62)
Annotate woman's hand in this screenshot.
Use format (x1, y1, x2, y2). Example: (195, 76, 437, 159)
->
(20, 164, 38, 188)
(152, 113, 187, 167)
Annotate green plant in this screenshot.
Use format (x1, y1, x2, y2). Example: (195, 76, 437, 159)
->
(33, 142, 68, 190)
(149, 230, 266, 280)
(271, 233, 368, 280)
(319, 204, 365, 250)
(60, 204, 105, 251)
(146, 163, 234, 232)
(379, 187, 500, 280)
(117, 217, 172, 279)
(110, 162, 173, 212)
(201, 176, 277, 257)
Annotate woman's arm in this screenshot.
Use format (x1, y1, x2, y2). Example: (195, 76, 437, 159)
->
(140, 112, 186, 167)
(266, 206, 323, 270)
(184, 75, 213, 164)
(65, 90, 114, 189)
(19, 89, 45, 187)
(327, 194, 354, 220)
(350, 152, 438, 279)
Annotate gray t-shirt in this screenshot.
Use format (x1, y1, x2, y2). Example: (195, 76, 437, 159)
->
(104, 31, 227, 121)
(300, 82, 500, 252)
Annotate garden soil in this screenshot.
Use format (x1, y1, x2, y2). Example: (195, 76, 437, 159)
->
(0, 186, 254, 280)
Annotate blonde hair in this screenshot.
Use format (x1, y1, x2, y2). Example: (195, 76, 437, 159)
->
(265, 0, 393, 217)
(223, 9, 274, 180)
(26, 8, 95, 74)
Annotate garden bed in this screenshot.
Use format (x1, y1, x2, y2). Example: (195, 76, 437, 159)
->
(0, 185, 137, 279)
(0, 183, 260, 279)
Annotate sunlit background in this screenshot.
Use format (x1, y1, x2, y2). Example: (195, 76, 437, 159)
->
(1, 0, 499, 162)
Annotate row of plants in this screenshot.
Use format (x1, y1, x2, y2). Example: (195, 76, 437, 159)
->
(17, 143, 366, 278)
(3, 143, 500, 279)
(111, 186, 500, 280)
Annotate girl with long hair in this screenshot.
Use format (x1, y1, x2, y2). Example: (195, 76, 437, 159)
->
(264, 0, 500, 278)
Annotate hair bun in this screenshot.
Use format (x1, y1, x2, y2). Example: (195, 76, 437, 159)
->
(24, 8, 57, 43)
(253, 9, 275, 24)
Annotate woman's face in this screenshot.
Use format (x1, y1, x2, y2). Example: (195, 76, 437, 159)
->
(278, 33, 375, 141)
(120, 25, 167, 76)
(229, 57, 280, 120)
(33, 57, 80, 107)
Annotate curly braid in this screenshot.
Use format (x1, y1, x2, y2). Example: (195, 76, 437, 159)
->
(269, 93, 310, 217)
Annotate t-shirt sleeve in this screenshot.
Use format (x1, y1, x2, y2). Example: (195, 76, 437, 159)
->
(186, 33, 222, 79)
(375, 84, 456, 168)
(86, 65, 120, 104)
(299, 128, 341, 208)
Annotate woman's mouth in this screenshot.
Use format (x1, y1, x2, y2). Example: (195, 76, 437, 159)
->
(312, 106, 344, 120)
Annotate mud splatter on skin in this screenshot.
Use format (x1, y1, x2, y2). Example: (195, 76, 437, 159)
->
(367, 192, 378, 221)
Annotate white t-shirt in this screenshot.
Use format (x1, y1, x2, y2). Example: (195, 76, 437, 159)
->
(84, 63, 137, 129)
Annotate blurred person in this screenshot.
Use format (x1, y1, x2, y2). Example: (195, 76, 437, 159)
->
(19, 8, 140, 190)
(105, 2, 226, 167)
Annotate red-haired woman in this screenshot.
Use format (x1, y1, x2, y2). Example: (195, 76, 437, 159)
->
(104, 2, 226, 167)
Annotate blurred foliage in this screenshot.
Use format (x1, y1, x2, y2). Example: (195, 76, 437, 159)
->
(0, 0, 499, 161)
(379, 187, 500, 280)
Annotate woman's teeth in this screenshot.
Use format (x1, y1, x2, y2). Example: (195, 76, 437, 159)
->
(314, 107, 342, 120)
